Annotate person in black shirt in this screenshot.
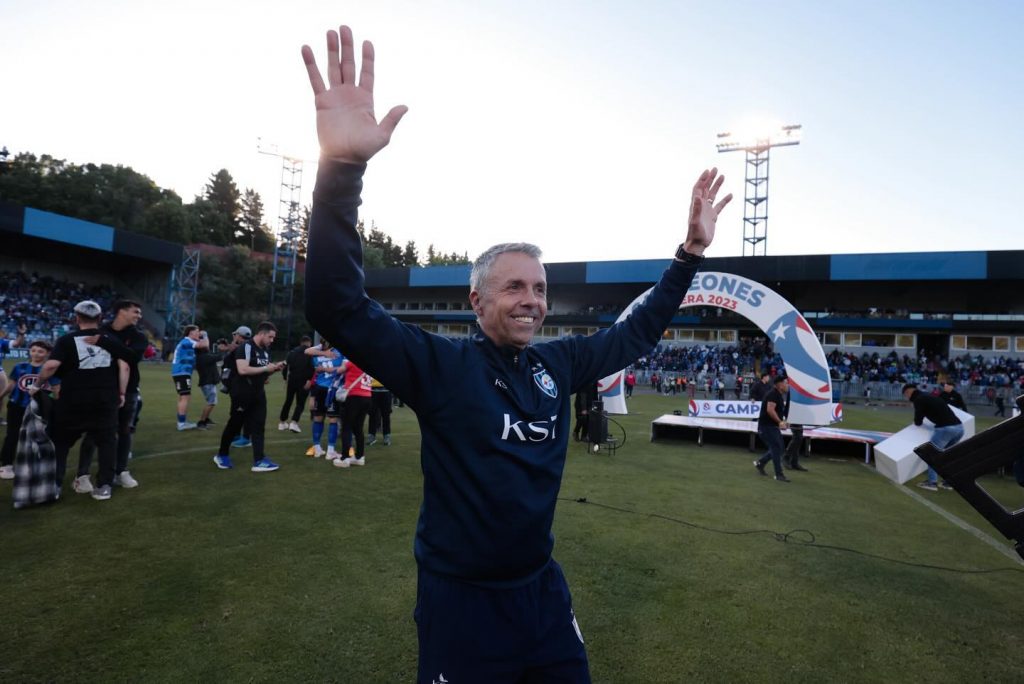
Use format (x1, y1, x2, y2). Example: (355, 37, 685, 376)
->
(573, 384, 598, 442)
(213, 321, 285, 472)
(783, 423, 808, 472)
(939, 382, 967, 412)
(278, 335, 313, 432)
(30, 300, 132, 501)
(76, 300, 149, 491)
(754, 375, 791, 482)
(220, 326, 251, 394)
(902, 383, 964, 491)
(222, 326, 253, 447)
(195, 342, 226, 429)
(749, 371, 771, 403)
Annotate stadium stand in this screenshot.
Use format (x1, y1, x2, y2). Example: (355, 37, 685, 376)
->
(362, 249, 1024, 403)
(0, 200, 182, 344)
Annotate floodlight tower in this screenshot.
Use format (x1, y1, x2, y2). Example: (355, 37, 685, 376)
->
(258, 138, 305, 349)
(716, 124, 801, 256)
(166, 246, 200, 337)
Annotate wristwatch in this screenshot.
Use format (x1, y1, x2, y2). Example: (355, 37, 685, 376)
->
(674, 244, 704, 265)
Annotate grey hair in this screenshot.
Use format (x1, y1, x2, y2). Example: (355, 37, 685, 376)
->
(469, 243, 544, 293)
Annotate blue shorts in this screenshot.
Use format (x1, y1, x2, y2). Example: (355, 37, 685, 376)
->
(415, 560, 590, 684)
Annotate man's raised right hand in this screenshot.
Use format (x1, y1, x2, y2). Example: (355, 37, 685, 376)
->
(301, 25, 408, 164)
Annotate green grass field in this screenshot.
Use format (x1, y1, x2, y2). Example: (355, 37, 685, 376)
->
(2, 363, 1022, 683)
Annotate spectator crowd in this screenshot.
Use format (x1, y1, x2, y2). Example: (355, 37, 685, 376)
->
(0, 271, 119, 340)
(627, 339, 1024, 395)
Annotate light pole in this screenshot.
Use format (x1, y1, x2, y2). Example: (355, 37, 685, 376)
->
(716, 124, 801, 256)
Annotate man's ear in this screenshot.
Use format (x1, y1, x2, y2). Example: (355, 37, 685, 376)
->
(470, 290, 482, 316)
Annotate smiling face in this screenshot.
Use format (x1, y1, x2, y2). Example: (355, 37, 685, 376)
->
(115, 305, 142, 328)
(470, 251, 547, 350)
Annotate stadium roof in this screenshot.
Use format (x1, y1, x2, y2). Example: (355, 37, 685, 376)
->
(0, 200, 184, 266)
(365, 250, 1024, 289)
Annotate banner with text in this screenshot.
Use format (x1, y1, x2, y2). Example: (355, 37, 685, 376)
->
(688, 399, 761, 419)
(599, 271, 835, 426)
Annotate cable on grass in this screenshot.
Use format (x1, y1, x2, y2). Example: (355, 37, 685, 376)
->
(606, 415, 627, 449)
(559, 496, 1024, 575)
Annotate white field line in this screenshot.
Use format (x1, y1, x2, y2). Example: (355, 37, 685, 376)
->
(863, 464, 1024, 566)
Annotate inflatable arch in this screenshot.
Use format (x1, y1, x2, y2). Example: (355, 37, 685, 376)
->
(598, 271, 835, 426)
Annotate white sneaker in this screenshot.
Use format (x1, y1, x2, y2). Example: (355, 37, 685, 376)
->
(288, 421, 301, 433)
(332, 456, 350, 468)
(73, 474, 94, 494)
(176, 421, 198, 431)
(278, 421, 288, 431)
(326, 448, 340, 461)
(114, 470, 139, 488)
(346, 456, 365, 466)
(313, 445, 325, 459)
(0, 465, 14, 480)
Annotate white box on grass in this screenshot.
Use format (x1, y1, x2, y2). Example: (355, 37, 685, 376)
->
(874, 406, 975, 485)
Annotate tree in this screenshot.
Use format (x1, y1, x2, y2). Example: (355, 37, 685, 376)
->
(239, 188, 265, 250)
(295, 205, 311, 258)
(402, 240, 420, 267)
(362, 245, 385, 268)
(424, 245, 470, 266)
(196, 169, 241, 246)
(143, 195, 191, 244)
(197, 245, 271, 335)
(0, 153, 163, 232)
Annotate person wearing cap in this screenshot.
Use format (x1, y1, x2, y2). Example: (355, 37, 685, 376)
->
(28, 300, 133, 501)
(170, 324, 209, 430)
(76, 299, 149, 491)
(754, 374, 792, 482)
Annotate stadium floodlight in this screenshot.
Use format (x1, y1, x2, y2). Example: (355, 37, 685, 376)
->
(716, 124, 802, 153)
(716, 123, 802, 256)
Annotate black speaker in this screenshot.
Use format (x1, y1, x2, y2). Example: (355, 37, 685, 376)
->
(588, 400, 607, 444)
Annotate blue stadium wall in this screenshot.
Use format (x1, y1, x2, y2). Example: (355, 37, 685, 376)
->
(0, 201, 183, 266)
(362, 250, 1024, 357)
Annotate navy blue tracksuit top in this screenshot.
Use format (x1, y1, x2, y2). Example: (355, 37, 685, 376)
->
(306, 161, 703, 586)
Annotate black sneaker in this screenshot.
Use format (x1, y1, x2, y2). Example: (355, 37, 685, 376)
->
(753, 460, 767, 476)
(939, 481, 953, 491)
(195, 420, 209, 430)
(791, 465, 809, 472)
(775, 475, 791, 483)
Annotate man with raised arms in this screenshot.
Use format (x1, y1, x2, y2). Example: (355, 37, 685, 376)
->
(301, 25, 732, 683)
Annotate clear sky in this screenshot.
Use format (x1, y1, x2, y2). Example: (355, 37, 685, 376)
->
(2, 0, 1021, 263)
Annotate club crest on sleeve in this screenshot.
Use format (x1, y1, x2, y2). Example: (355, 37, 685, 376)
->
(533, 369, 558, 398)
